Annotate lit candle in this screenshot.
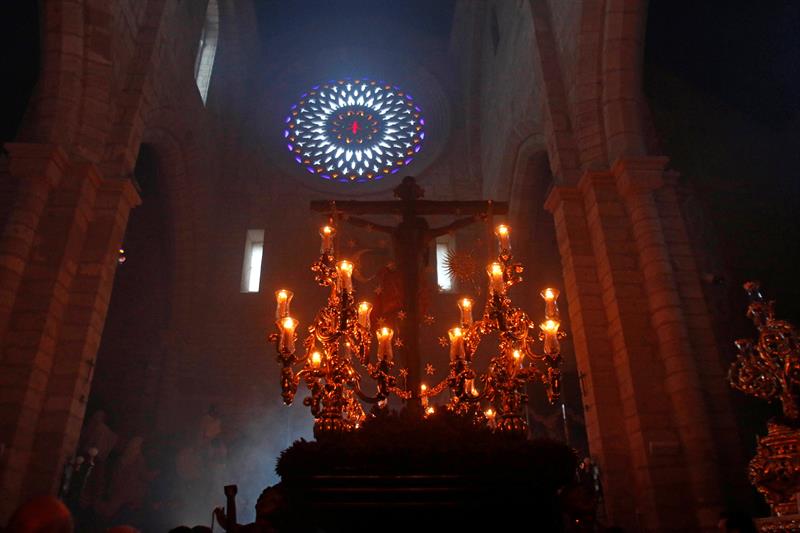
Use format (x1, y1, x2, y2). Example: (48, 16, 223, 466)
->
(357, 301, 373, 329)
(320, 225, 336, 254)
(336, 260, 354, 292)
(448, 327, 466, 361)
(540, 319, 561, 355)
(487, 262, 505, 295)
(457, 297, 473, 326)
(275, 289, 293, 320)
(508, 348, 523, 371)
(278, 316, 299, 353)
(420, 384, 428, 408)
(495, 224, 511, 252)
(425, 406, 435, 416)
(376, 327, 393, 362)
(310, 350, 322, 368)
(485, 408, 496, 429)
(541, 287, 560, 320)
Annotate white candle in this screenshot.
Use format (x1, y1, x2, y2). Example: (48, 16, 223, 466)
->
(376, 327, 393, 362)
(485, 408, 496, 428)
(448, 327, 466, 361)
(320, 225, 335, 254)
(512, 348, 522, 364)
(278, 316, 298, 353)
(540, 319, 560, 355)
(336, 260, 354, 292)
(275, 289, 293, 320)
(487, 262, 505, 295)
(457, 298, 473, 326)
(495, 224, 511, 252)
(357, 301, 372, 329)
(541, 287, 560, 320)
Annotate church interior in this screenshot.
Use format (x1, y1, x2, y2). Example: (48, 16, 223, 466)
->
(1, 0, 798, 531)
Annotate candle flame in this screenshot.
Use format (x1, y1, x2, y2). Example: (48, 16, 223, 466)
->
(541, 319, 560, 333)
(311, 351, 322, 366)
(322, 225, 333, 235)
(338, 260, 353, 273)
(461, 298, 472, 308)
(420, 383, 427, 392)
(359, 301, 370, 312)
(485, 408, 495, 417)
(426, 406, 435, 415)
(379, 327, 391, 337)
(452, 327, 462, 337)
(490, 263, 503, 276)
(277, 290, 289, 301)
(513, 349, 521, 360)
(497, 224, 509, 235)
(282, 316, 296, 329)
(544, 288, 555, 301)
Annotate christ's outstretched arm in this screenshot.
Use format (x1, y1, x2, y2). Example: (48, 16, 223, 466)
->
(342, 215, 395, 234)
(429, 215, 481, 238)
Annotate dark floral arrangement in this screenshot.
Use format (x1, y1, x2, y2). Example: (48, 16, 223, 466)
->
(277, 409, 577, 491)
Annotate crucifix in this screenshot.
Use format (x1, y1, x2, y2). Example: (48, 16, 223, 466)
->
(310, 176, 508, 403)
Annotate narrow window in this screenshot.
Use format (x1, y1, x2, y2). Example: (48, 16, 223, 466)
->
(241, 229, 265, 293)
(194, 0, 219, 104)
(436, 235, 454, 292)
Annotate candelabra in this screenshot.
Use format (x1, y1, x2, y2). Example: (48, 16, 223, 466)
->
(270, 225, 406, 438)
(425, 224, 566, 435)
(729, 282, 800, 517)
(271, 222, 565, 439)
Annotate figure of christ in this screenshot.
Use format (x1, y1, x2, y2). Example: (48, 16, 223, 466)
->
(311, 176, 508, 409)
(342, 212, 479, 401)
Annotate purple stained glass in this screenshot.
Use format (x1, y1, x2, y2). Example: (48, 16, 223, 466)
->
(283, 78, 425, 182)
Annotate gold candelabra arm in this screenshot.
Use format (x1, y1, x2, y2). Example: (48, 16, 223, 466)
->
(730, 282, 800, 421)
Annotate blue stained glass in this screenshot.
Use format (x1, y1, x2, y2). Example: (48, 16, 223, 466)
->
(284, 78, 425, 182)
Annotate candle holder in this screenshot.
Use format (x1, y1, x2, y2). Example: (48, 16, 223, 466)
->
(269, 224, 409, 438)
(729, 282, 800, 517)
(431, 224, 567, 436)
(271, 222, 566, 440)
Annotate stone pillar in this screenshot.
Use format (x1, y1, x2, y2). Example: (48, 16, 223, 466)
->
(548, 161, 728, 531)
(545, 186, 638, 530)
(0, 160, 99, 517)
(24, 174, 139, 499)
(0, 144, 67, 341)
(613, 156, 723, 530)
(579, 170, 693, 530)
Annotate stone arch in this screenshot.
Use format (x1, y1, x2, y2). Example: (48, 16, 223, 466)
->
(17, 0, 85, 148)
(573, 0, 608, 170)
(138, 119, 200, 333)
(484, 118, 539, 200)
(71, 0, 117, 163)
(601, 0, 648, 161)
(101, 0, 169, 179)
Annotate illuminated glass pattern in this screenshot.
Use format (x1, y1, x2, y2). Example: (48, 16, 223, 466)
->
(284, 78, 425, 182)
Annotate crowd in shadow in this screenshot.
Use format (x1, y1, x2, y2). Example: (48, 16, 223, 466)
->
(0, 405, 760, 532)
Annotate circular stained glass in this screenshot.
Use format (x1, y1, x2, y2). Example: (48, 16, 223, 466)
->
(284, 78, 425, 183)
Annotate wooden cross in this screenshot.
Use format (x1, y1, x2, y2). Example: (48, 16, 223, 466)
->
(310, 176, 508, 405)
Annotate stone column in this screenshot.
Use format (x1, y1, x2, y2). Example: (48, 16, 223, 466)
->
(0, 144, 67, 341)
(545, 186, 638, 529)
(613, 156, 723, 530)
(0, 159, 98, 518)
(25, 176, 140, 498)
